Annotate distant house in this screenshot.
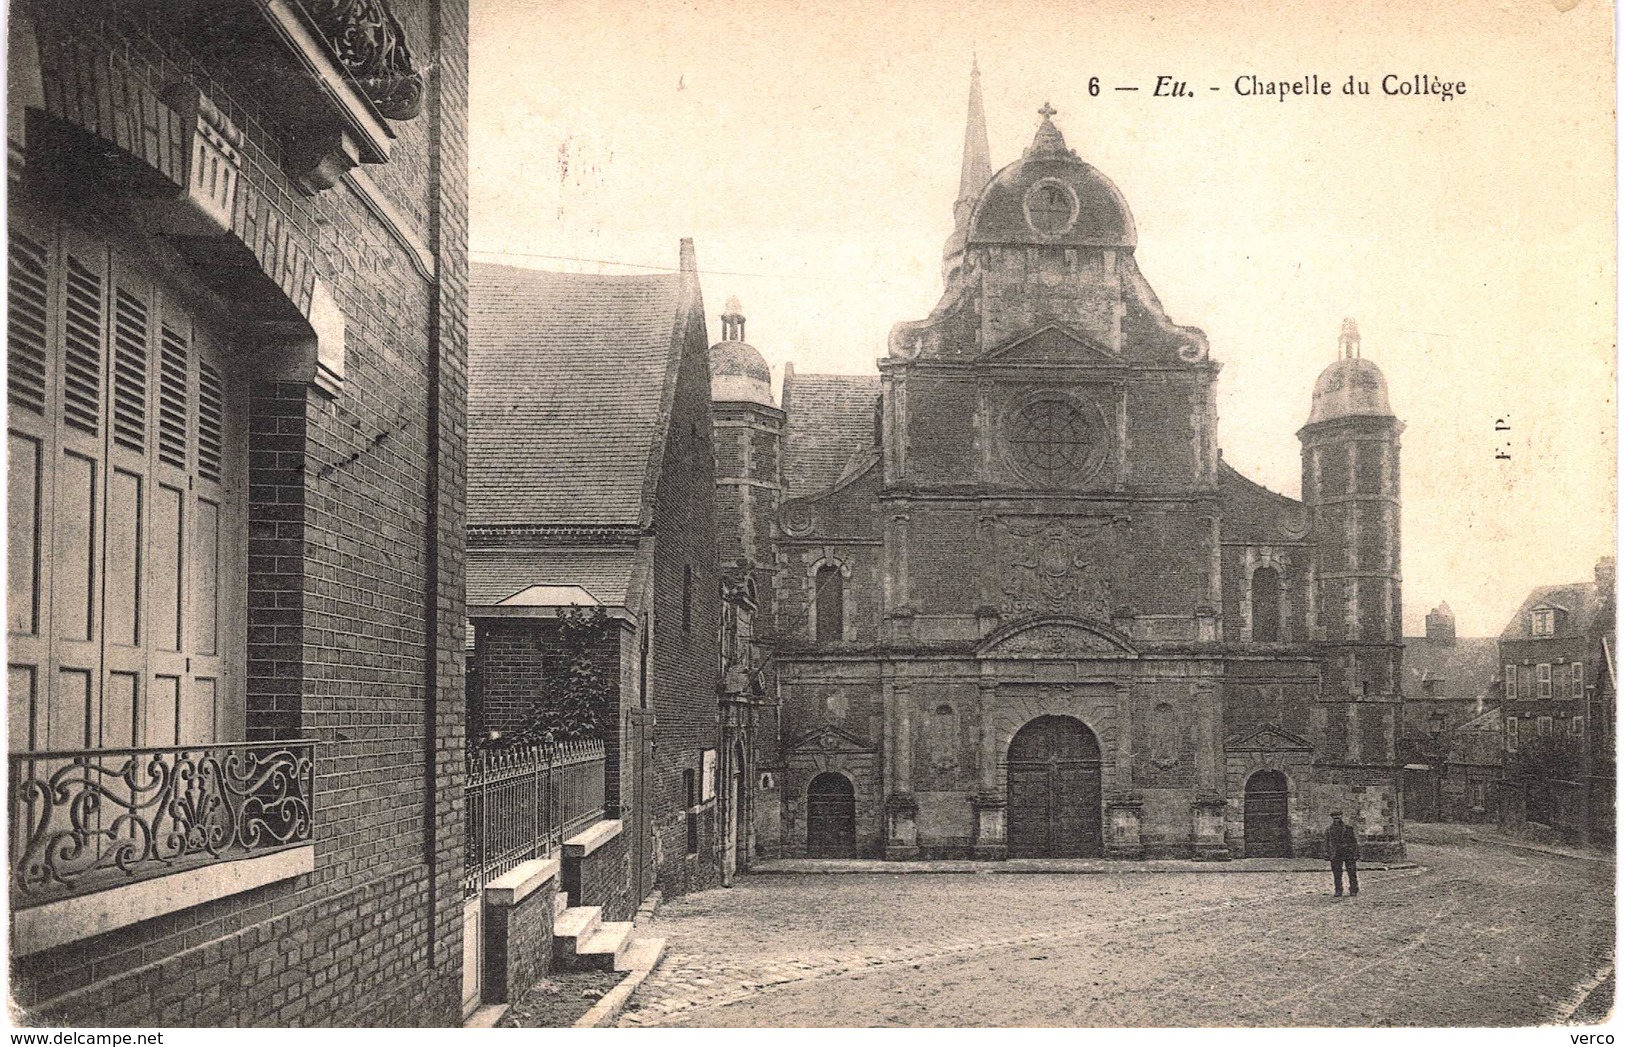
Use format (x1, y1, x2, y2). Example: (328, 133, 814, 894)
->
(465, 246, 725, 912)
(1400, 603, 1500, 821)
(1496, 557, 1616, 845)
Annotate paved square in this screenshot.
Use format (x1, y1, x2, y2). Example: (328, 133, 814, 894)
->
(621, 832, 1613, 1026)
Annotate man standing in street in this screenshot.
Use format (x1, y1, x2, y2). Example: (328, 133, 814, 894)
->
(1326, 811, 1360, 897)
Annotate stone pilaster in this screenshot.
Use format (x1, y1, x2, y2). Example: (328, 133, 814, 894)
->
(1114, 681, 1134, 794)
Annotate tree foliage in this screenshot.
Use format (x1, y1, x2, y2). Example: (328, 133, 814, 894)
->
(479, 605, 617, 749)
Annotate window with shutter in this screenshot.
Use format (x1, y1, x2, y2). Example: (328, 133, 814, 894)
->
(5, 213, 248, 755)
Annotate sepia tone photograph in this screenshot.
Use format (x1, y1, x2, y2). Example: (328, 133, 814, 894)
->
(2, 0, 1617, 1032)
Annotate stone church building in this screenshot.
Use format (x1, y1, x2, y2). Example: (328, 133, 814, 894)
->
(710, 69, 1406, 862)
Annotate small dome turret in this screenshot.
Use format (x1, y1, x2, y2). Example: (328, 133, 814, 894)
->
(1305, 319, 1393, 425)
(709, 296, 774, 407)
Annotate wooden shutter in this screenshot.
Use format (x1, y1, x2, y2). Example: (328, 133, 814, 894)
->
(7, 200, 249, 755)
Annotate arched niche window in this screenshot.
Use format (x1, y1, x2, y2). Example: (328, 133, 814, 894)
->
(1151, 702, 1179, 765)
(928, 704, 957, 771)
(1251, 566, 1281, 642)
(814, 564, 844, 642)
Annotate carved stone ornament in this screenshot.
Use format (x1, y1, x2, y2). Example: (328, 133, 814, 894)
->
(998, 517, 1116, 618)
(1277, 504, 1310, 540)
(986, 622, 1125, 655)
(781, 501, 814, 538)
(305, 0, 425, 120)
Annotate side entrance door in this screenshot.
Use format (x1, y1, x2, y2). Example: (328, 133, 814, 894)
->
(1243, 770, 1291, 857)
(806, 772, 856, 857)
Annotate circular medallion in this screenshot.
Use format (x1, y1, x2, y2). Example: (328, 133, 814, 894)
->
(1023, 179, 1080, 235)
(1277, 505, 1310, 540)
(781, 501, 814, 537)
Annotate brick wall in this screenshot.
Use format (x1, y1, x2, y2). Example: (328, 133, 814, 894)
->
(648, 293, 723, 897)
(16, 866, 446, 1025)
(482, 866, 556, 1006)
(13, 0, 468, 1025)
(563, 829, 636, 922)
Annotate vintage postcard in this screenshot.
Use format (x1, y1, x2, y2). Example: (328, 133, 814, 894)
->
(5, 0, 1616, 1034)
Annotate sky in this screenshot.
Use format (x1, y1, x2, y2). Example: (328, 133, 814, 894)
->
(469, 0, 1617, 638)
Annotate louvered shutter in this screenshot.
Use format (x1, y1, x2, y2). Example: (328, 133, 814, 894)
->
(7, 204, 248, 755)
(8, 231, 50, 416)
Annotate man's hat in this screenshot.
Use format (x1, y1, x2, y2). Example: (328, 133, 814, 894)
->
(1330, 810, 1344, 817)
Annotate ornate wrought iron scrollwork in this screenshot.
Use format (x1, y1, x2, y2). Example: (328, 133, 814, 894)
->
(303, 0, 425, 120)
(9, 741, 316, 907)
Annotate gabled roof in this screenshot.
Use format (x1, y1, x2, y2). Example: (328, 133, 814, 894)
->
(780, 367, 881, 499)
(466, 547, 637, 609)
(1457, 707, 1503, 733)
(1499, 582, 1605, 642)
(468, 262, 693, 528)
(1401, 636, 1499, 702)
(1223, 722, 1315, 752)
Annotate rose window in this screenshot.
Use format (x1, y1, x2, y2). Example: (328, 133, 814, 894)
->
(1008, 398, 1092, 479)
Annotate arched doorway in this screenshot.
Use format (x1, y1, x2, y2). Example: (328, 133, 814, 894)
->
(806, 772, 856, 857)
(1243, 770, 1291, 857)
(1006, 716, 1102, 857)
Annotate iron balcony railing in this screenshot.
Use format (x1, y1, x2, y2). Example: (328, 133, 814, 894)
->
(464, 739, 605, 896)
(9, 739, 317, 909)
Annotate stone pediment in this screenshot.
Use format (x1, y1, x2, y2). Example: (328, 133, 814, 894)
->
(977, 616, 1138, 658)
(979, 323, 1118, 366)
(786, 724, 874, 755)
(1223, 723, 1315, 753)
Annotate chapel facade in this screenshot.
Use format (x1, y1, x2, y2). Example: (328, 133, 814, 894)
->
(709, 69, 1406, 861)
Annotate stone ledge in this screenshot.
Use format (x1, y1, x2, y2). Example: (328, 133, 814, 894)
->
(485, 858, 560, 908)
(13, 844, 315, 957)
(565, 819, 624, 859)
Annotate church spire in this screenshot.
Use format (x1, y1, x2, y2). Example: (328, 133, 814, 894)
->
(953, 58, 992, 227)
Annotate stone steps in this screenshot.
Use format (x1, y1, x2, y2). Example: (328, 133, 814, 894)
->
(576, 920, 635, 972)
(552, 904, 603, 968)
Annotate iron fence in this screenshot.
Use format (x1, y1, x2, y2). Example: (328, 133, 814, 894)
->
(9, 739, 317, 909)
(464, 739, 605, 896)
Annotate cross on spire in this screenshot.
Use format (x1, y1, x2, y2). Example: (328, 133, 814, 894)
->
(1038, 101, 1057, 120)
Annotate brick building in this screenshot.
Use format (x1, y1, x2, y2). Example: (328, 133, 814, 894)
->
(758, 74, 1406, 861)
(1400, 604, 1501, 821)
(1496, 557, 1615, 843)
(8, 0, 468, 1025)
(465, 249, 724, 905)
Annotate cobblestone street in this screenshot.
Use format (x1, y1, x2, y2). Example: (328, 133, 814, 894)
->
(620, 831, 1614, 1027)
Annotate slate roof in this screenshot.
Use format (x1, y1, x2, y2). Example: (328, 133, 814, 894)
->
(1499, 582, 1606, 642)
(781, 368, 881, 498)
(466, 547, 636, 608)
(468, 263, 683, 528)
(1401, 636, 1499, 703)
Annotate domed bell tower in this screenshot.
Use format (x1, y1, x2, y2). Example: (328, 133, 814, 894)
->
(1298, 318, 1405, 858)
(708, 297, 785, 868)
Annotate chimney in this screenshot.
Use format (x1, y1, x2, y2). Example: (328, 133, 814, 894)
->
(1596, 556, 1616, 596)
(1424, 602, 1456, 646)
